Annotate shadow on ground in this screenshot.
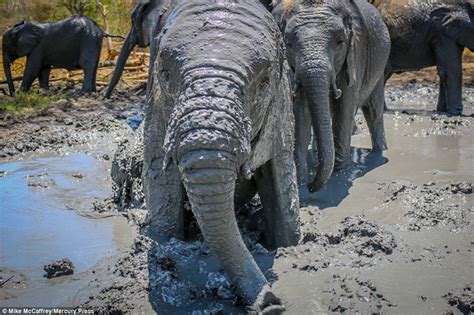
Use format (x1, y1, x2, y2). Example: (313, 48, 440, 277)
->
(301, 147, 388, 209)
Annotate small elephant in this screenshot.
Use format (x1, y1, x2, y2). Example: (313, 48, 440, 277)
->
(144, 0, 300, 310)
(272, 0, 391, 192)
(369, 0, 474, 115)
(105, 0, 171, 98)
(2, 16, 118, 95)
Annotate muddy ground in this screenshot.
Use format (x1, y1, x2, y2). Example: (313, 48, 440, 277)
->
(0, 72, 473, 314)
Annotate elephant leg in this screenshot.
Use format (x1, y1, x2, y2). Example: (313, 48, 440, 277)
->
(362, 78, 387, 152)
(143, 99, 185, 241)
(255, 150, 300, 248)
(332, 86, 356, 170)
(80, 47, 100, 92)
(81, 64, 98, 92)
(383, 68, 393, 111)
(293, 88, 312, 185)
(434, 37, 464, 115)
(21, 55, 42, 92)
(38, 67, 51, 90)
(145, 157, 186, 241)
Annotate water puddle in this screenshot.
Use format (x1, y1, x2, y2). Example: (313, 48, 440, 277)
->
(0, 153, 131, 285)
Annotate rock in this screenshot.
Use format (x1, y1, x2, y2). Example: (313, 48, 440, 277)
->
(216, 285, 235, 300)
(44, 258, 74, 278)
(205, 272, 230, 290)
(443, 286, 473, 315)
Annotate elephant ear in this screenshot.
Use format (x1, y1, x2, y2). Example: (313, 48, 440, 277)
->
(16, 23, 43, 57)
(344, 2, 361, 88)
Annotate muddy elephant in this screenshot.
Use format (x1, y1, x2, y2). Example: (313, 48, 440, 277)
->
(105, 0, 174, 98)
(143, 0, 300, 310)
(272, 0, 391, 192)
(369, 0, 474, 115)
(2, 17, 118, 95)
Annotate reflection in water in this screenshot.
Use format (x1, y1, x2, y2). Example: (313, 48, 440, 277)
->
(302, 148, 388, 209)
(0, 154, 118, 282)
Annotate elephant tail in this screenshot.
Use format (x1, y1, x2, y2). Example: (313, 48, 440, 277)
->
(103, 32, 126, 40)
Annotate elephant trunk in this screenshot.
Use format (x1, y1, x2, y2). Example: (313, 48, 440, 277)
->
(2, 45, 15, 96)
(299, 59, 335, 192)
(105, 29, 138, 98)
(164, 79, 263, 302)
(179, 151, 266, 303)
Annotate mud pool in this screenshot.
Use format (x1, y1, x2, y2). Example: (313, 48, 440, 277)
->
(0, 151, 134, 306)
(0, 82, 472, 313)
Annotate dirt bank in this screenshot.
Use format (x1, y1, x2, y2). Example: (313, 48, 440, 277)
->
(0, 87, 145, 161)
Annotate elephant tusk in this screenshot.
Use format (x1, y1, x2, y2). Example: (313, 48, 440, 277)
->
(162, 153, 173, 172)
(332, 86, 342, 99)
(331, 75, 342, 99)
(241, 160, 253, 180)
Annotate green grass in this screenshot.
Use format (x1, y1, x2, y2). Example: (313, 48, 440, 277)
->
(0, 90, 64, 114)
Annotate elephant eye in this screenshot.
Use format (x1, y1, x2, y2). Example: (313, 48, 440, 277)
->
(258, 76, 270, 89)
(161, 69, 170, 81)
(337, 39, 344, 45)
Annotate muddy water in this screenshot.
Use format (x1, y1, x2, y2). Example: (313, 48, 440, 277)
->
(0, 151, 134, 306)
(276, 109, 473, 314)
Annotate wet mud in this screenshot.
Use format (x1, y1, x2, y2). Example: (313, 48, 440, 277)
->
(1, 82, 473, 313)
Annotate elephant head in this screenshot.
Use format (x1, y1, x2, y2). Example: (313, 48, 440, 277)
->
(272, 0, 357, 192)
(105, 0, 169, 98)
(2, 21, 43, 96)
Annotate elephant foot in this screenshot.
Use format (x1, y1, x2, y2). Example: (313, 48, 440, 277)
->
(249, 285, 285, 315)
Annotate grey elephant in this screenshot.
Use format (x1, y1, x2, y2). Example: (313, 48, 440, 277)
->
(272, 0, 391, 192)
(143, 0, 300, 310)
(2, 17, 119, 95)
(369, 0, 474, 115)
(105, 0, 171, 98)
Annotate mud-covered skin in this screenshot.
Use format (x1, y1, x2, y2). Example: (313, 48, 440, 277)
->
(143, 0, 300, 308)
(111, 124, 145, 211)
(2, 17, 113, 95)
(369, 0, 474, 115)
(272, 0, 390, 192)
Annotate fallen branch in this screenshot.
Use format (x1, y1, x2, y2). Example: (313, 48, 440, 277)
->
(0, 275, 14, 287)
(0, 77, 22, 85)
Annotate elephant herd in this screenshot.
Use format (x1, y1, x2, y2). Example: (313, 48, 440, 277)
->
(3, 0, 473, 312)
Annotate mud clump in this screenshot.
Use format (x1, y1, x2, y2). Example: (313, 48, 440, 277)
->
(443, 286, 473, 315)
(327, 275, 396, 313)
(378, 181, 472, 231)
(341, 216, 397, 257)
(111, 125, 145, 212)
(294, 216, 397, 271)
(44, 258, 74, 278)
